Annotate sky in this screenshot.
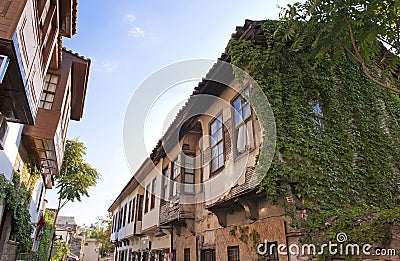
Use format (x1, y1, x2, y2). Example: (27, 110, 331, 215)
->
(46, 0, 297, 226)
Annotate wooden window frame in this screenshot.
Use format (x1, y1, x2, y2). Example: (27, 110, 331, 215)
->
(232, 87, 254, 156)
(184, 248, 190, 261)
(170, 159, 179, 197)
(144, 184, 150, 213)
(137, 195, 144, 221)
(228, 246, 240, 261)
(182, 154, 195, 194)
(162, 167, 169, 200)
(210, 114, 224, 174)
(150, 178, 156, 210)
(39, 74, 58, 110)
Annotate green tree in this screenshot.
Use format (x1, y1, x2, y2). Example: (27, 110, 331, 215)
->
(46, 139, 100, 260)
(50, 238, 69, 261)
(280, 0, 400, 93)
(86, 213, 114, 257)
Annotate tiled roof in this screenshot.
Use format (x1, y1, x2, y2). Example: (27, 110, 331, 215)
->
(231, 19, 266, 45)
(72, 0, 78, 35)
(149, 21, 267, 161)
(62, 47, 91, 63)
(150, 53, 231, 162)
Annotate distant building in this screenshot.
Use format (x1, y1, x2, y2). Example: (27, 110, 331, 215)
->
(55, 216, 85, 260)
(0, 0, 90, 259)
(83, 238, 101, 261)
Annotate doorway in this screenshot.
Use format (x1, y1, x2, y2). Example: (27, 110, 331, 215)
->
(201, 249, 216, 261)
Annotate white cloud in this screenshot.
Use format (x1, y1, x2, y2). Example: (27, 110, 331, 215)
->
(125, 13, 136, 23)
(102, 62, 118, 73)
(129, 27, 145, 38)
(94, 61, 118, 73)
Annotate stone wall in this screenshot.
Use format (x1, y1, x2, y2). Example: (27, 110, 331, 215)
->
(215, 220, 287, 261)
(0, 241, 18, 261)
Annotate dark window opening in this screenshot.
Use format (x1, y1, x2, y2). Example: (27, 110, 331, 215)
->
(228, 246, 240, 261)
(184, 248, 190, 261)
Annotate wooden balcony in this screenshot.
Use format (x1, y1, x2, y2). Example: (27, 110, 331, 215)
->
(23, 124, 64, 176)
(205, 167, 259, 209)
(159, 200, 195, 225)
(0, 38, 36, 125)
(23, 49, 90, 176)
(205, 167, 262, 227)
(43, 173, 54, 189)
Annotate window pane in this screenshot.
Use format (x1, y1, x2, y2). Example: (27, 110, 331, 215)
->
(185, 174, 194, 183)
(163, 169, 169, 184)
(242, 103, 251, 120)
(210, 114, 224, 173)
(184, 249, 190, 261)
(44, 103, 51, 110)
(216, 116, 222, 128)
(211, 133, 218, 146)
(218, 154, 224, 167)
(185, 157, 195, 168)
(48, 83, 56, 92)
(212, 146, 218, 159)
(172, 160, 178, 179)
(152, 179, 156, 193)
(46, 93, 54, 102)
(218, 143, 223, 155)
(217, 128, 223, 142)
(233, 98, 241, 112)
(172, 182, 177, 196)
(50, 75, 58, 84)
(211, 121, 217, 134)
(228, 247, 240, 261)
(211, 158, 218, 172)
(235, 110, 242, 127)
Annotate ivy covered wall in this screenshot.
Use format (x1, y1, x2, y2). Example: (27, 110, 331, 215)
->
(0, 173, 33, 253)
(226, 20, 400, 246)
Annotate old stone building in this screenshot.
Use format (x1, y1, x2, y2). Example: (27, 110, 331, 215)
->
(109, 20, 292, 261)
(109, 18, 400, 261)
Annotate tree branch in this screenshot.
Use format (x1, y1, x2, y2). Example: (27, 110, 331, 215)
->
(60, 199, 70, 210)
(343, 13, 400, 94)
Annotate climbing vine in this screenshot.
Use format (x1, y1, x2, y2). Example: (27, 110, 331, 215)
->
(23, 157, 42, 193)
(226, 19, 400, 249)
(229, 226, 261, 252)
(34, 210, 56, 260)
(0, 173, 33, 253)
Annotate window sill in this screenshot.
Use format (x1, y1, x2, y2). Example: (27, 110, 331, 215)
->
(233, 146, 256, 163)
(210, 165, 225, 177)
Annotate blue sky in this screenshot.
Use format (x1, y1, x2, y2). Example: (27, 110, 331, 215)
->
(47, 0, 297, 226)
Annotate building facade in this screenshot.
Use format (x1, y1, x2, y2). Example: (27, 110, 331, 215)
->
(55, 216, 85, 260)
(0, 0, 90, 259)
(83, 238, 101, 261)
(109, 20, 295, 261)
